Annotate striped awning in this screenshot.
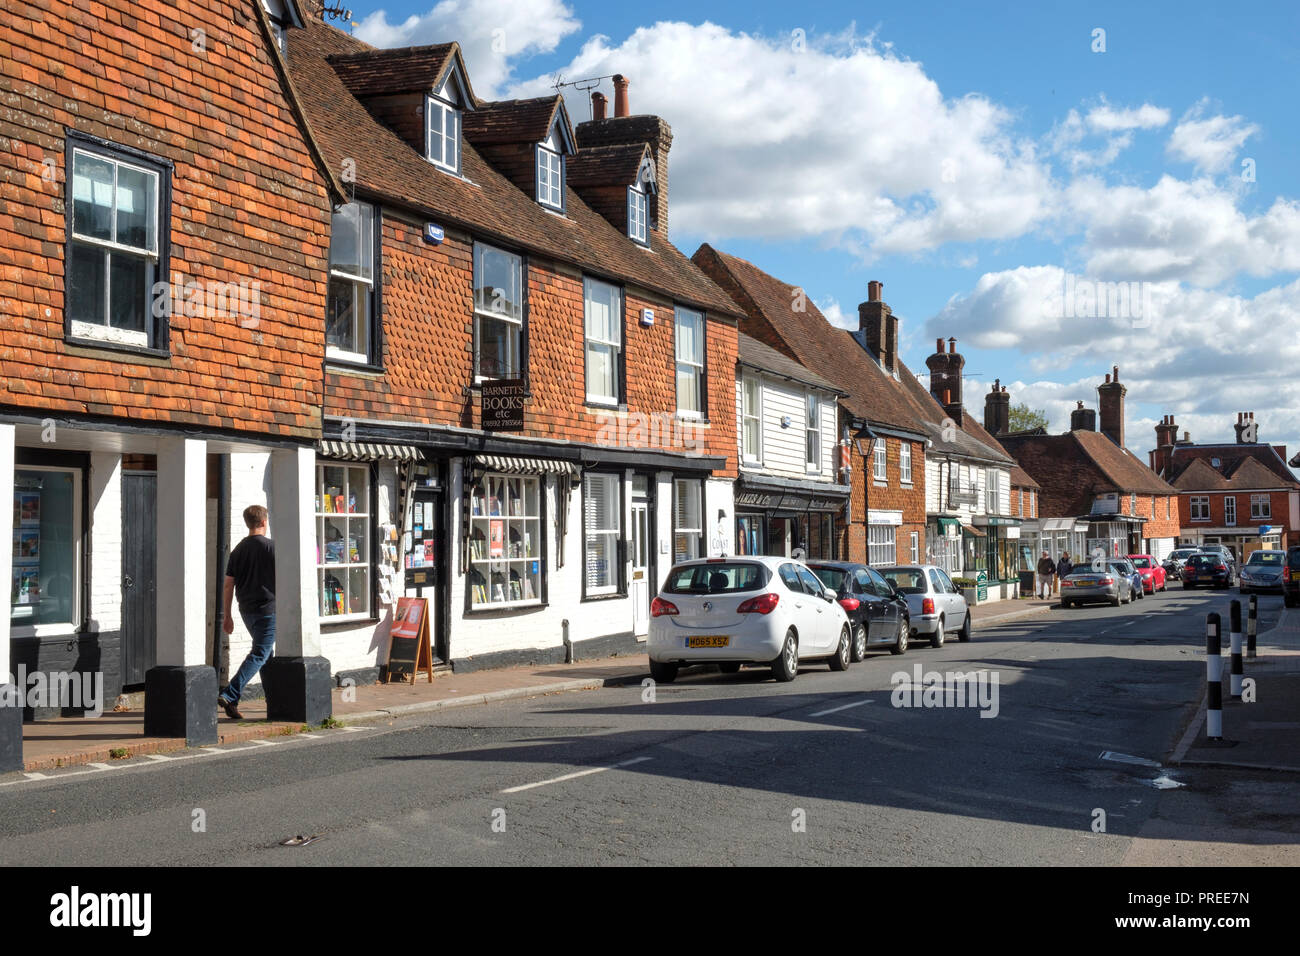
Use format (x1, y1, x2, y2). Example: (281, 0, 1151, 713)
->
(318, 441, 423, 462)
(472, 455, 579, 476)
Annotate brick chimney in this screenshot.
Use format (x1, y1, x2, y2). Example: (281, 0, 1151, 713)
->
(1097, 364, 1126, 448)
(857, 280, 898, 374)
(1150, 414, 1178, 475)
(926, 337, 964, 424)
(1070, 400, 1096, 432)
(576, 76, 673, 232)
(984, 379, 1010, 435)
(1233, 411, 1258, 444)
(1176, 429, 1192, 446)
(591, 91, 607, 121)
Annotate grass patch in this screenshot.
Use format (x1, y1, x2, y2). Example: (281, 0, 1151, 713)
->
(108, 747, 130, 760)
(319, 716, 344, 729)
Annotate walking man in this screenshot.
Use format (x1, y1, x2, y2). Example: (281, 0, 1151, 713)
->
(1055, 552, 1073, 595)
(219, 505, 276, 720)
(1036, 550, 1055, 600)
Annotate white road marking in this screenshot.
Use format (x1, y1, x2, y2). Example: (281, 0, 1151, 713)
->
(143, 754, 173, 762)
(500, 756, 653, 794)
(250, 739, 279, 746)
(86, 763, 116, 771)
(1100, 750, 1161, 767)
(809, 699, 874, 717)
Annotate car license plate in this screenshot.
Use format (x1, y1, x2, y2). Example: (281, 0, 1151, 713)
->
(687, 636, 730, 648)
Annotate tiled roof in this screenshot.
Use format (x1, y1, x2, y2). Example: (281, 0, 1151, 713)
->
(288, 20, 742, 319)
(892, 366, 1015, 464)
(738, 333, 841, 394)
(463, 96, 569, 146)
(1165, 443, 1299, 488)
(328, 43, 459, 97)
(691, 245, 927, 434)
(567, 143, 649, 188)
(1170, 457, 1230, 491)
(1003, 430, 1176, 512)
(1072, 430, 1178, 495)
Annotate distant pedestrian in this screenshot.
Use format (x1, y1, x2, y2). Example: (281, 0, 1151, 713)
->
(1036, 550, 1055, 600)
(1056, 553, 1073, 594)
(219, 505, 276, 720)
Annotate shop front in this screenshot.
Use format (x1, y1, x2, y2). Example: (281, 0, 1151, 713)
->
(1086, 517, 1145, 561)
(734, 474, 849, 560)
(975, 515, 1022, 601)
(926, 516, 963, 574)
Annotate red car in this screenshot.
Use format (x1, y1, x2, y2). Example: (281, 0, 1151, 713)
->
(1127, 554, 1167, 593)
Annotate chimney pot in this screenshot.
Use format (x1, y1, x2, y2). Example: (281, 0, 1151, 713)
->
(948, 337, 957, 352)
(935, 337, 944, 354)
(868, 280, 883, 302)
(591, 91, 607, 121)
(1183, 431, 1190, 441)
(613, 74, 630, 118)
(943, 389, 952, 405)
(1113, 365, 1119, 381)
(1105, 373, 1111, 384)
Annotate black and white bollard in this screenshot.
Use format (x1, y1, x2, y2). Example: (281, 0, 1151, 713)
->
(1229, 600, 1244, 699)
(1247, 593, 1257, 659)
(1206, 613, 1223, 740)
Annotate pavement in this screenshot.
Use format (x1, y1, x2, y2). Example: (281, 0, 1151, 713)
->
(15, 595, 1056, 773)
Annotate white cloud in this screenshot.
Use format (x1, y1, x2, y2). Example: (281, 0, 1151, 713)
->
(1085, 101, 1169, 133)
(815, 297, 856, 330)
(353, 0, 581, 97)
(1166, 100, 1258, 174)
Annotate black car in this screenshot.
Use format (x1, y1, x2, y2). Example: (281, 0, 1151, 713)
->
(1284, 546, 1300, 607)
(807, 561, 911, 658)
(1182, 552, 1234, 589)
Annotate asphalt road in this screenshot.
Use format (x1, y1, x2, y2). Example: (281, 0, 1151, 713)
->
(0, 587, 1288, 866)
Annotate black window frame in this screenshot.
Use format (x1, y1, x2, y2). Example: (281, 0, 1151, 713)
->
(325, 198, 384, 371)
(471, 240, 530, 388)
(580, 470, 626, 601)
(582, 275, 627, 409)
(673, 305, 709, 422)
(63, 129, 173, 358)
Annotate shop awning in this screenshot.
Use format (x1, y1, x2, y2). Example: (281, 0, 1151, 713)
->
(978, 516, 1021, 526)
(961, 523, 986, 537)
(472, 454, 580, 476)
(1040, 518, 1075, 532)
(318, 441, 423, 462)
(935, 516, 962, 534)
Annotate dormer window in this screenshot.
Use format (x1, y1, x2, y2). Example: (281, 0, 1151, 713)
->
(425, 70, 466, 175)
(536, 147, 563, 211)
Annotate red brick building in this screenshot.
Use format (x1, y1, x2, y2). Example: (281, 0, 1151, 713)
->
(1, 0, 343, 768)
(284, 11, 743, 672)
(1150, 412, 1300, 557)
(692, 248, 929, 568)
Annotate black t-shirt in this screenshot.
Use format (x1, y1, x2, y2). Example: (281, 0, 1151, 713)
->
(226, 534, 275, 614)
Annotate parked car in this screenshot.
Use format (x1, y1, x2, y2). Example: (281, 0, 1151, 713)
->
(879, 564, 972, 647)
(1239, 549, 1285, 594)
(807, 561, 911, 658)
(1127, 554, 1167, 593)
(1162, 548, 1198, 578)
(647, 556, 852, 683)
(1182, 552, 1234, 589)
(1060, 560, 1136, 607)
(1196, 545, 1237, 576)
(1284, 546, 1300, 607)
(1111, 558, 1145, 602)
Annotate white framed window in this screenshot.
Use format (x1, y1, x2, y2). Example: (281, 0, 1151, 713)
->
(326, 201, 375, 364)
(675, 307, 705, 417)
(10, 466, 83, 635)
(741, 375, 762, 463)
(873, 439, 887, 481)
(1031, 491, 1036, 518)
(1017, 489, 1024, 518)
(536, 147, 563, 210)
(868, 524, 896, 566)
(986, 472, 998, 513)
(67, 145, 162, 348)
(673, 479, 702, 562)
(584, 277, 621, 404)
(805, 394, 820, 472)
(627, 185, 649, 245)
(316, 462, 371, 620)
(1251, 494, 1271, 519)
(1130, 492, 1137, 514)
(426, 95, 460, 174)
(1191, 496, 1210, 521)
(468, 474, 542, 608)
(909, 531, 920, 563)
(583, 473, 622, 596)
(474, 243, 523, 381)
(1166, 496, 1170, 518)
(1224, 495, 1237, 526)
(900, 442, 912, 484)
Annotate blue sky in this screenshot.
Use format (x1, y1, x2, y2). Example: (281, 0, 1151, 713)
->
(336, 0, 1300, 465)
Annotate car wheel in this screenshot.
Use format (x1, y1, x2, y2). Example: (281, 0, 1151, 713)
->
(890, 617, 909, 655)
(771, 629, 799, 682)
(1063, 599, 1074, 609)
(1111, 593, 1121, 607)
(718, 663, 741, 674)
(829, 626, 851, 672)
(931, 615, 945, 649)
(649, 660, 679, 683)
(850, 623, 867, 663)
(958, 612, 972, 642)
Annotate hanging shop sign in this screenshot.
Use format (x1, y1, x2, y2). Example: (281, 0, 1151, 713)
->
(481, 378, 526, 431)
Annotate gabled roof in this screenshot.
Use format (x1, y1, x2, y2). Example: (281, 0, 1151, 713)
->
(1003, 429, 1176, 510)
(328, 43, 467, 99)
(568, 143, 653, 189)
(1164, 443, 1299, 488)
(691, 245, 924, 436)
(1170, 457, 1229, 491)
(463, 96, 574, 151)
(1072, 430, 1177, 495)
(738, 333, 841, 395)
(288, 20, 742, 320)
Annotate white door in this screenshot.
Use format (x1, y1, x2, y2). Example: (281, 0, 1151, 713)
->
(631, 479, 651, 637)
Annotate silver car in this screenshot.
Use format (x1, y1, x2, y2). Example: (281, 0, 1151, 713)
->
(1061, 559, 1135, 607)
(879, 564, 972, 647)
(1240, 549, 1285, 594)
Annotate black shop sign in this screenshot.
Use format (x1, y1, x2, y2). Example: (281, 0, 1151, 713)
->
(482, 378, 525, 431)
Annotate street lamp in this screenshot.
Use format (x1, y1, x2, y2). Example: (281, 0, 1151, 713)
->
(854, 424, 878, 564)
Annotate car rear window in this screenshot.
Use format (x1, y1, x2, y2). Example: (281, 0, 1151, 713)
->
(1248, 552, 1282, 565)
(808, 566, 847, 591)
(881, 568, 927, 593)
(1130, 557, 1151, 568)
(664, 562, 767, 594)
(1188, 555, 1218, 567)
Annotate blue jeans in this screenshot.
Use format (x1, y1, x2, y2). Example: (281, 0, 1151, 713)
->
(221, 610, 275, 704)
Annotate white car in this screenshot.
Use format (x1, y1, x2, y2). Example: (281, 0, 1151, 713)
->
(647, 556, 852, 683)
